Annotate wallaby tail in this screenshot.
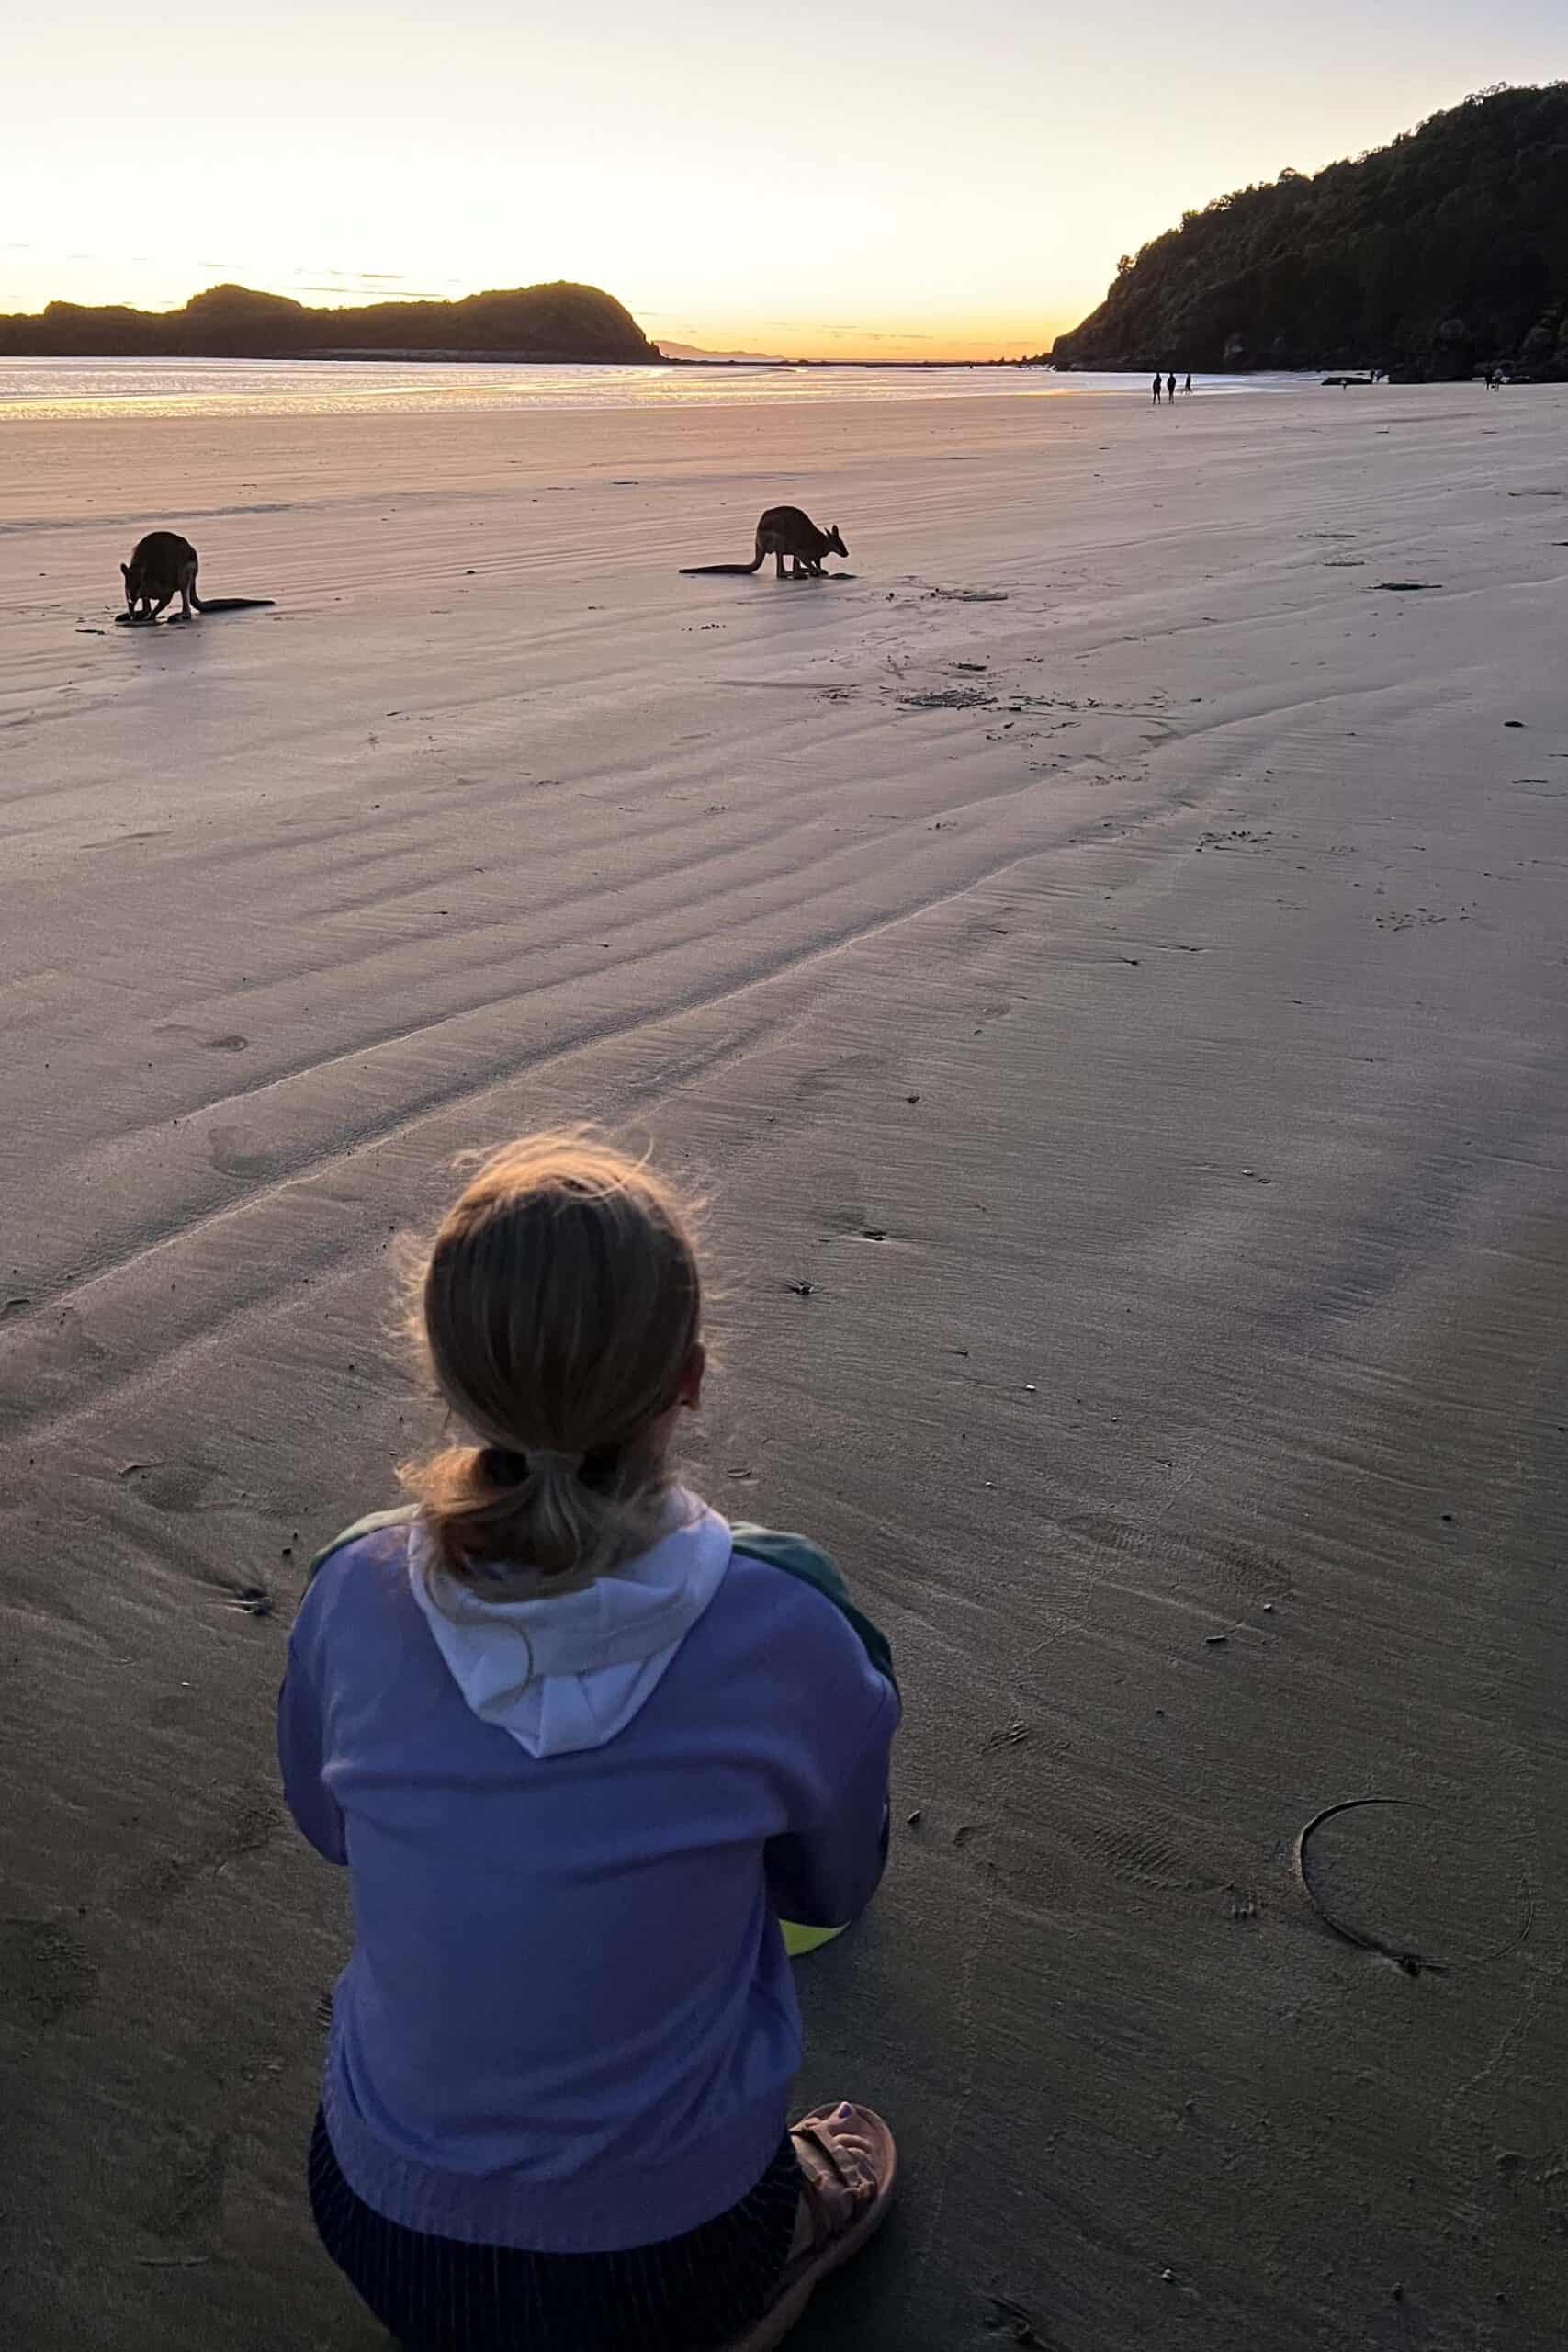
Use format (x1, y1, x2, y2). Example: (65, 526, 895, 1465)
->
(191, 594, 276, 613)
(678, 558, 765, 576)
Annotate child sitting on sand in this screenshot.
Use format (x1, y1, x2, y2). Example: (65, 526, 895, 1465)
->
(278, 1134, 900, 2352)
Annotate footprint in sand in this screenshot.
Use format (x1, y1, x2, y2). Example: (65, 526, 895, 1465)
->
(125, 1793, 283, 1922)
(0, 1917, 98, 2026)
(44, 1306, 107, 1366)
(118, 1457, 227, 1514)
(1201, 1538, 1294, 1607)
(208, 1124, 269, 1177)
(125, 2119, 231, 2244)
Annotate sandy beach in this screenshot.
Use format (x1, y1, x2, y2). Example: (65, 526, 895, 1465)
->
(3, 373, 1567, 2350)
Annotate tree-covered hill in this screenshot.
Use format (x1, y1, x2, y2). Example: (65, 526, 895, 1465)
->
(1050, 85, 1568, 378)
(0, 279, 660, 362)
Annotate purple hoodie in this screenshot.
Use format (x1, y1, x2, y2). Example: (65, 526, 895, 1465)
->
(278, 1497, 898, 2253)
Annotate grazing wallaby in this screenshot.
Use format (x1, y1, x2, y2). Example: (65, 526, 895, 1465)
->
(118, 531, 276, 626)
(681, 506, 848, 580)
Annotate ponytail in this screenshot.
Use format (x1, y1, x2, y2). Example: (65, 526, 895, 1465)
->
(399, 1135, 703, 1588)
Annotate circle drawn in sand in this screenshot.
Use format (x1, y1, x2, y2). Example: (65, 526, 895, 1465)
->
(1295, 1798, 1532, 1975)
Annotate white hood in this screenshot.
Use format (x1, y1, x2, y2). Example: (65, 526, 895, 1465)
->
(407, 1494, 732, 1758)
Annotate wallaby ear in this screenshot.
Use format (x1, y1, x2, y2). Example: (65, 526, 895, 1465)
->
(120, 562, 130, 580)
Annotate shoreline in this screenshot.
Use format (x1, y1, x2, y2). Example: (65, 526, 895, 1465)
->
(0, 346, 1033, 372)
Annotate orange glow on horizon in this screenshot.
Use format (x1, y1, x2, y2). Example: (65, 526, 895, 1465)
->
(4, 3, 1563, 368)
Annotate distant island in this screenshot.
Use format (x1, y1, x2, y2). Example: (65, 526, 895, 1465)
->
(0, 279, 660, 363)
(660, 342, 788, 364)
(1047, 84, 1568, 380)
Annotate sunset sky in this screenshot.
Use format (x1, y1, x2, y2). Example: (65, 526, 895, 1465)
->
(6, 3, 1562, 359)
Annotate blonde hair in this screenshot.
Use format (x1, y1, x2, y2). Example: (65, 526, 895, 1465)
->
(400, 1133, 703, 1587)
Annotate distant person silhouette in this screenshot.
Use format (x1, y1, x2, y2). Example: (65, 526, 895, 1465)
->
(1167, 372, 1177, 402)
(1151, 372, 1162, 404)
(1184, 371, 1193, 395)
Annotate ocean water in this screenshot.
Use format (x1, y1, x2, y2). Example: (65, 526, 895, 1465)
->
(0, 356, 1297, 423)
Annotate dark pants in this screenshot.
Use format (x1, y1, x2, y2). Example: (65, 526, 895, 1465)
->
(309, 2111, 801, 2351)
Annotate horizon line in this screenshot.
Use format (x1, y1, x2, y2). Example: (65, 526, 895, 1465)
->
(0, 273, 1066, 366)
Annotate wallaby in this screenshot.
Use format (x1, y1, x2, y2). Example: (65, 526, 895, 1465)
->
(118, 532, 276, 626)
(681, 506, 848, 580)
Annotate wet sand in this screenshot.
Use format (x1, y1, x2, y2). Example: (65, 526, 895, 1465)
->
(3, 380, 1567, 2349)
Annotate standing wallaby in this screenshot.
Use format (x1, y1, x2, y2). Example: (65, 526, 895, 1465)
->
(118, 531, 276, 626)
(681, 506, 848, 580)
